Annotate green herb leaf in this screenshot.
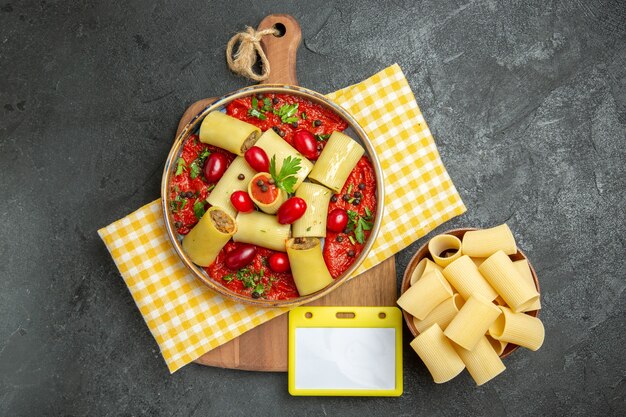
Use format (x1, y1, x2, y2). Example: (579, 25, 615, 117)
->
(223, 274, 235, 283)
(306, 226, 312, 231)
(348, 235, 356, 245)
(193, 200, 206, 219)
(347, 184, 353, 195)
(254, 283, 265, 294)
(175, 157, 186, 176)
(189, 161, 202, 179)
(301, 112, 307, 120)
(274, 103, 299, 123)
(262, 97, 272, 111)
(248, 108, 267, 120)
(364, 207, 372, 219)
(269, 155, 302, 194)
(251, 96, 258, 109)
(315, 134, 331, 142)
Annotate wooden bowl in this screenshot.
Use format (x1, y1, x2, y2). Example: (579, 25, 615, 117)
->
(161, 85, 384, 308)
(400, 228, 540, 359)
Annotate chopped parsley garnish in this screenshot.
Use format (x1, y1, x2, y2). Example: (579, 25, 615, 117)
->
(346, 184, 353, 195)
(189, 148, 210, 179)
(306, 226, 312, 231)
(345, 209, 374, 244)
(269, 155, 302, 194)
(248, 108, 266, 120)
(170, 193, 187, 213)
(274, 103, 299, 124)
(224, 268, 267, 296)
(175, 157, 186, 176)
(301, 112, 307, 120)
(248, 97, 273, 120)
(315, 133, 331, 142)
(193, 200, 206, 219)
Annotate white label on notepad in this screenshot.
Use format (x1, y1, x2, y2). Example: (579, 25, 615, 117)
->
(294, 328, 396, 390)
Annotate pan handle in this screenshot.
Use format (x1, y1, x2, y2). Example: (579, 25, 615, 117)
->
(258, 14, 302, 86)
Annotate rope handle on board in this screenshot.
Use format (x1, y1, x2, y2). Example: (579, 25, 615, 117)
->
(226, 26, 279, 82)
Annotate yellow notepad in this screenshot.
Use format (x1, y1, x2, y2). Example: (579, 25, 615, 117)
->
(288, 306, 403, 397)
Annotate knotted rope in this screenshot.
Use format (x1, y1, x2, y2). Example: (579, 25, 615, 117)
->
(226, 26, 279, 82)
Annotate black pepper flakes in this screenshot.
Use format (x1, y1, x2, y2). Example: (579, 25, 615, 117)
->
(342, 194, 350, 202)
(261, 185, 268, 192)
(358, 183, 366, 190)
(336, 235, 344, 242)
(174, 221, 183, 228)
(185, 191, 194, 198)
(331, 195, 338, 203)
(352, 199, 361, 205)
(272, 97, 279, 104)
(238, 174, 245, 180)
(347, 250, 355, 257)
(354, 191, 362, 198)
(251, 291, 261, 299)
(256, 93, 264, 100)
(313, 119, 322, 127)
(256, 179, 265, 187)
(291, 122, 298, 129)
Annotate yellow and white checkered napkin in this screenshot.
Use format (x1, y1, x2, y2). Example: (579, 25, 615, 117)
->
(98, 64, 466, 372)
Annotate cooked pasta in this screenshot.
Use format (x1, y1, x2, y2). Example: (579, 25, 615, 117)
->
(444, 293, 502, 351)
(254, 129, 313, 190)
(286, 237, 333, 296)
(409, 324, 466, 384)
(233, 211, 290, 252)
(206, 157, 257, 218)
(292, 182, 333, 237)
(412, 293, 465, 333)
(182, 207, 236, 267)
(308, 131, 365, 193)
(454, 336, 506, 386)
(489, 306, 545, 351)
(410, 258, 443, 285)
(442, 255, 498, 301)
(397, 270, 453, 320)
(462, 224, 517, 258)
(479, 251, 539, 313)
(199, 111, 261, 156)
(428, 234, 462, 268)
(513, 259, 541, 311)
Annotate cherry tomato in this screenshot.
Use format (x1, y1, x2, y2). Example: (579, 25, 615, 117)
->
(327, 208, 348, 233)
(277, 197, 307, 224)
(268, 253, 290, 273)
(203, 153, 228, 183)
(293, 130, 318, 160)
(224, 244, 257, 270)
(230, 191, 254, 213)
(245, 146, 270, 172)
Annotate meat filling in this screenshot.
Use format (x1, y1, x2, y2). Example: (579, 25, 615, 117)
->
(240, 131, 260, 154)
(290, 237, 318, 250)
(210, 209, 235, 234)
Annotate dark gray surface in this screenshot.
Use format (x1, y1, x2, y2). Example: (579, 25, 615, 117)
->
(1, 0, 625, 415)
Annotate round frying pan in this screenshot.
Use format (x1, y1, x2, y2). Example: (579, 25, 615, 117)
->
(161, 15, 384, 308)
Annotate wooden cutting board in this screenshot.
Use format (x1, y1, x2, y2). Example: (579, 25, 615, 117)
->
(177, 14, 398, 372)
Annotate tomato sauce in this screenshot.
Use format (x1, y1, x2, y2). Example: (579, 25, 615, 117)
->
(169, 93, 376, 300)
(169, 135, 235, 235)
(250, 174, 278, 204)
(207, 242, 299, 300)
(226, 93, 348, 150)
(323, 157, 377, 278)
